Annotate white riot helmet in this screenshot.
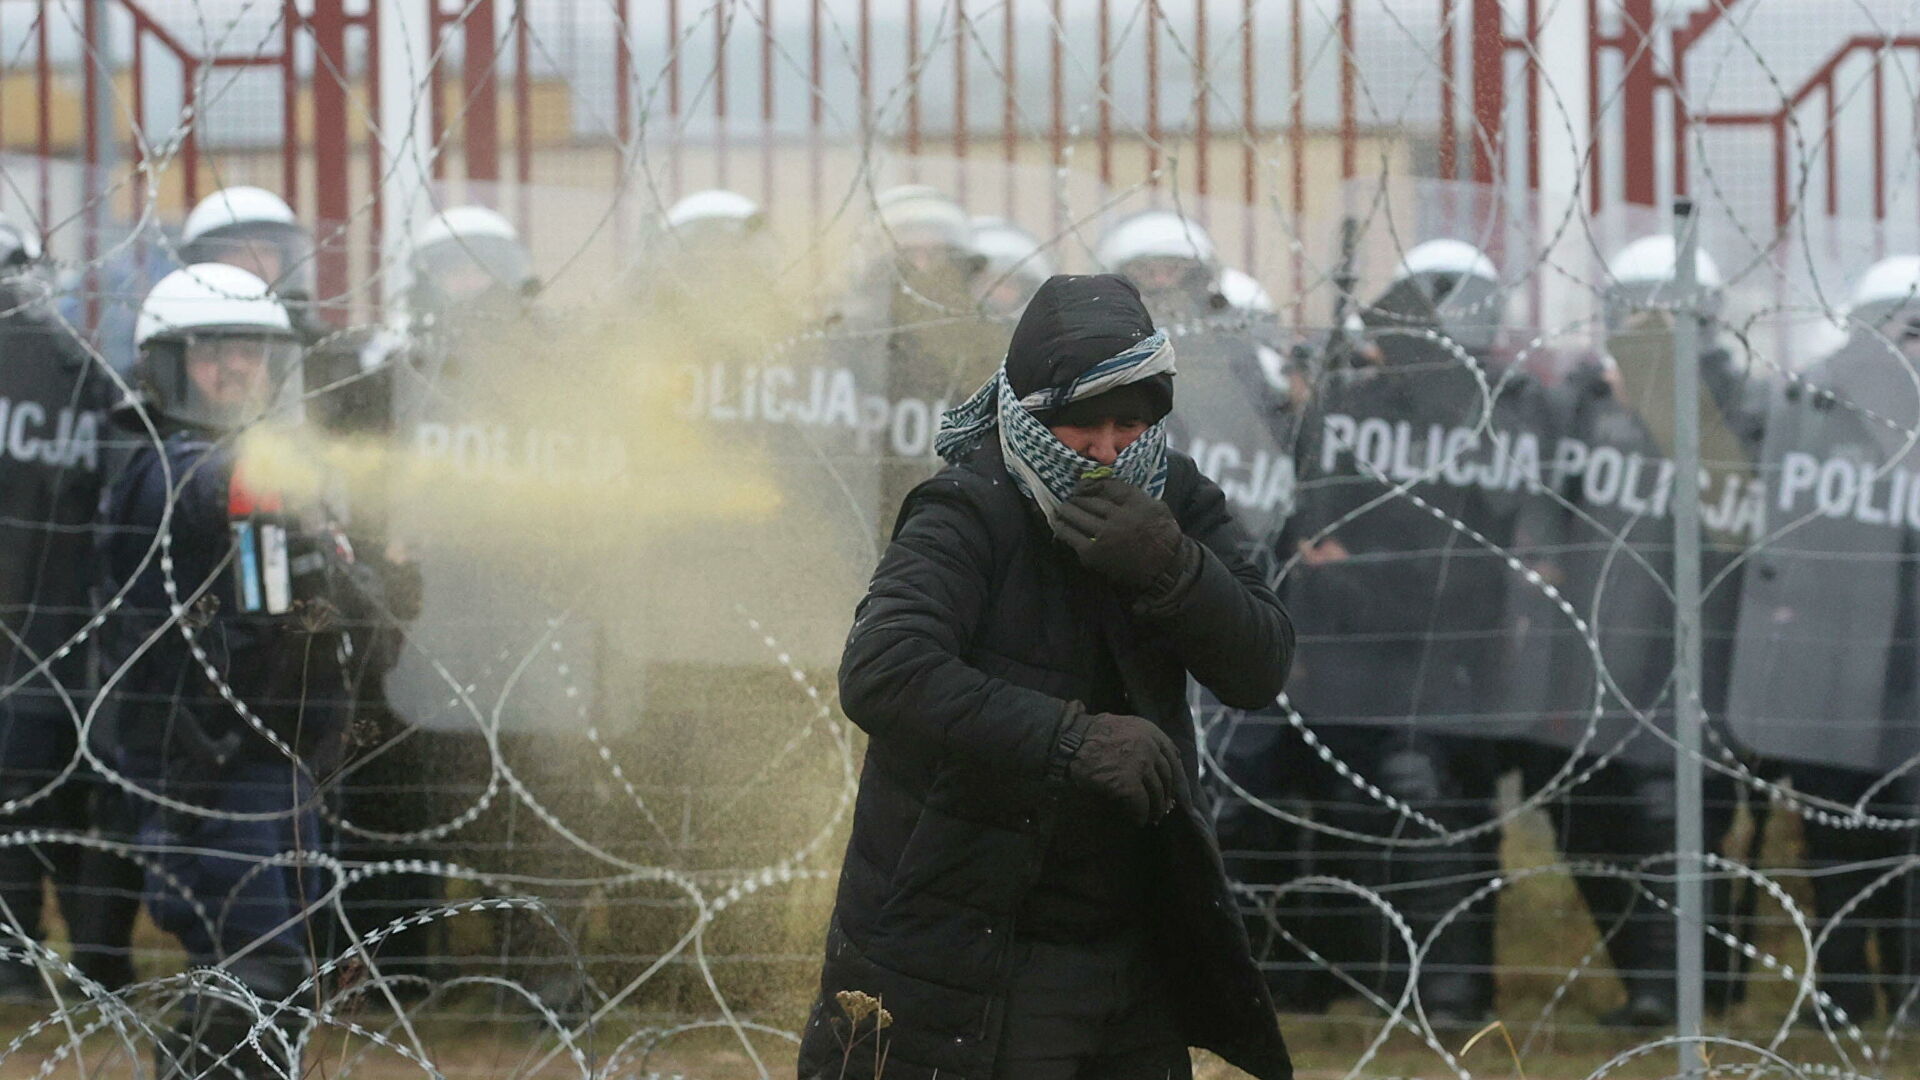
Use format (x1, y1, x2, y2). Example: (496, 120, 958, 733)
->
(1603, 234, 1724, 333)
(871, 185, 983, 285)
(1218, 268, 1276, 316)
(134, 263, 303, 431)
(0, 212, 47, 312)
(1388, 238, 1503, 353)
(662, 189, 766, 241)
(1847, 255, 1920, 330)
(641, 189, 776, 292)
(969, 217, 1055, 316)
(0, 212, 42, 268)
(874, 185, 972, 252)
(181, 186, 315, 295)
(408, 205, 537, 318)
(1096, 211, 1222, 316)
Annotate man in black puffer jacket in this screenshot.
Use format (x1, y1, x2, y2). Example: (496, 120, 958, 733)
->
(798, 275, 1295, 1080)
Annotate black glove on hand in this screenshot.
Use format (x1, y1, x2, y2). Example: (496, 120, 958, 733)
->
(1052, 477, 1188, 594)
(1063, 710, 1183, 826)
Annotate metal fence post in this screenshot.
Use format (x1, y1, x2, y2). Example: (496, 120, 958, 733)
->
(1671, 195, 1707, 1076)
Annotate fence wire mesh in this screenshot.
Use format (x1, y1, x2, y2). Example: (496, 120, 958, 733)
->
(6, 1, 1920, 1078)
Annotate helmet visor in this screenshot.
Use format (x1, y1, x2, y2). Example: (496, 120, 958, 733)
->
(186, 222, 316, 297)
(151, 332, 305, 431)
(414, 235, 535, 309)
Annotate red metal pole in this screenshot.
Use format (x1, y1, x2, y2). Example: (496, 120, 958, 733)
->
(715, 0, 731, 188)
(1242, 0, 1255, 271)
(955, 0, 970, 203)
(463, 0, 501, 191)
(668, 0, 682, 196)
(1587, 0, 1602, 212)
(1824, 80, 1837, 217)
(312, 0, 351, 312)
(616, 0, 632, 161)
(810, 0, 822, 225)
(429, 1, 447, 181)
(1194, 0, 1209, 213)
(1145, 0, 1161, 187)
(1873, 53, 1886, 220)
(859, 0, 872, 143)
(1440, 0, 1456, 180)
(1290, 0, 1304, 323)
(515, 0, 531, 234)
(1339, 0, 1355, 179)
(182, 67, 201, 207)
(83, 0, 102, 331)
(1671, 49, 1689, 197)
(1620, 0, 1655, 204)
(905, 0, 921, 166)
(1773, 113, 1788, 229)
(131, 34, 147, 235)
(1525, 0, 1540, 191)
(35, 0, 50, 234)
(367, 7, 382, 313)
(763, 0, 776, 207)
(1050, 0, 1064, 232)
(282, 2, 301, 210)
(1004, 0, 1018, 218)
(1098, 0, 1112, 186)
(1470, 0, 1503, 186)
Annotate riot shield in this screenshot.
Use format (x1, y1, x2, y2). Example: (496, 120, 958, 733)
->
(1284, 180, 1561, 744)
(382, 319, 607, 740)
(1165, 300, 1303, 556)
(1723, 328, 1920, 773)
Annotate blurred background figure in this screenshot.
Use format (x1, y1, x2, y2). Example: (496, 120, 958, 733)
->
(1096, 210, 1227, 326)
(634, 189, 777, 311)
(179, 186, 317, 302)
(840, 185, 1000, 522)
(1518, 234, 1749, 1026)
(968, 216, 1055, 320)
(1100, 219, 1320, 1012)
(1723, 254, 1920, 1028)
(0, 212, 137, 1000)
(405, 206, 540, 344)
(100, 263, 395, 1080)
(382, 206, 599, 1019)
(1286, 237, 1554, 1026)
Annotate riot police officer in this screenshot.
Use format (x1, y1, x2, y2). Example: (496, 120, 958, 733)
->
(179, 186, 316, 300)
(380, 207, 603, 1016)
(1095, 210, 1230, 328)
(838, 186, 999, 525)
(634, 189, 777, 310)
(101, 263, 390, 1078)
(968, 217, 1055, 320)
(1098, 213, 1321, 1004)
(404, 205, 539, 340)
(1520, 235, 1758, 1025)
(0, 213, 138, 999)
(1724, 254, 1920, 1026)
(1287, 238, 1555, 1025)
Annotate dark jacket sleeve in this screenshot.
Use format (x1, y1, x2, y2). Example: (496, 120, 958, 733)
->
(1138, 465, 1295, 709)
(838, 476, 1074, 779)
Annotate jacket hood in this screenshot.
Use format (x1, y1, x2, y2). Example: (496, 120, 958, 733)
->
(1005, 273, 1172, 419)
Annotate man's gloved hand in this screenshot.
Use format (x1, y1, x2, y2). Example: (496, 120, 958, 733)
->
(1052, 477, 1189, 594)
(1064, 711, 1184, 826)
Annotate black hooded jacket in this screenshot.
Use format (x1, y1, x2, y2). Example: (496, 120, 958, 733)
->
(798, 275, 1294, 1080)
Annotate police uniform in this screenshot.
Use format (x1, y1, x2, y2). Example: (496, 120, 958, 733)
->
(0, 287, 138, 996)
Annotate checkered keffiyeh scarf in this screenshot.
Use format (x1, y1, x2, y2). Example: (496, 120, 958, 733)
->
(934, 331, 1176, 525)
